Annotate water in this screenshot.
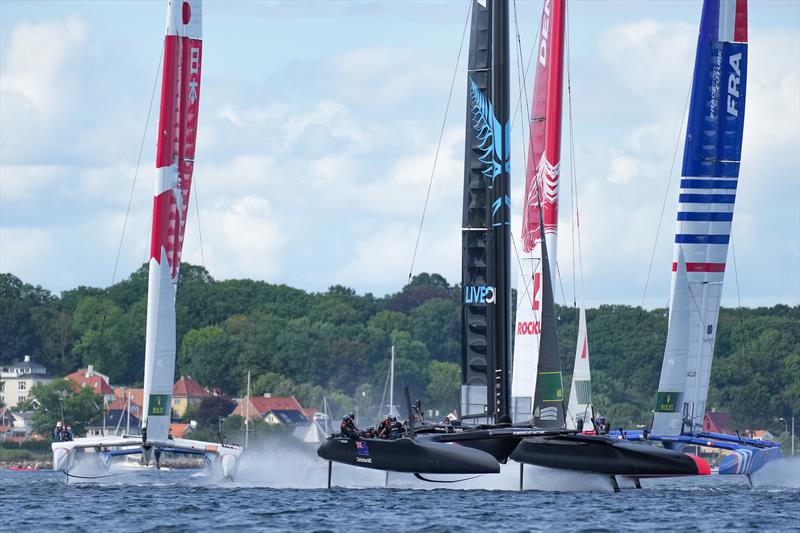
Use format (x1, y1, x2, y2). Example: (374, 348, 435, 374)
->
(3, 453, 798, 532)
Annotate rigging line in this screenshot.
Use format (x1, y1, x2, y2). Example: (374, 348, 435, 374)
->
(192, 173, 206, 268)
(730, 236, 754, 371)
(110, 40, 165, 287)
(510, 0, 540, 132)
(565, 0, 577, 309)
(407, 0, 471, 282)
(641, 84, 692, 308)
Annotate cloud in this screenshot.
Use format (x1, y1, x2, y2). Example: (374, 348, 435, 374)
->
(0, 227, 54, 279)
(182, 196, 286, 280)
(0, 15, 87, 115)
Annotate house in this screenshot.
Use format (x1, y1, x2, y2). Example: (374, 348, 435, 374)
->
(85, 409, 142, 437)
(703, 411, 732, 434)
(0, 355, 54, 408)
(746, 429, 775, 441)
(0, 407, 26, 440)
(172, 376, 212, 419)
(65, 365, 116, 402)
(230, 395, 309, 426)
(110, 387, 144, 419)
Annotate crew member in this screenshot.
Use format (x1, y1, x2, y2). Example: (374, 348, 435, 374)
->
(340, 413, 359, 439)
(52, 421, 63, 441)
(576, 418, 584, 433)
(388, 417, 405, 440)
(63, 425, 74, 441)
(377, 416, 392, 439)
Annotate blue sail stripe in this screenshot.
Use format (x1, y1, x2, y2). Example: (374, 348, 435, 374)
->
(679, 193, 736, 204)
(677, 212, 733, 222)
(675, 234, 730, 244)
(680, 179, 738, 190)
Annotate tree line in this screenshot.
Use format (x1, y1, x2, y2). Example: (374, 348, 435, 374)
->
(1, 268, 797, 437)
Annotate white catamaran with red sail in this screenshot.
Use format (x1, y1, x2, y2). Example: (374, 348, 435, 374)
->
(510, 0, 566, 426)
(52, 0, 242, 480)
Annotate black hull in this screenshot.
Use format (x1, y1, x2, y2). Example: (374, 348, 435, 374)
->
(416, 426, 557, 463)
(317, 436, 500, 474)
(510, 434, 705, 476)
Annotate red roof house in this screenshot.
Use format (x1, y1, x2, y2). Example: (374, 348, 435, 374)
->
(231, 395, 307, 425)
(65, 365, 115, 401)
(172, 376, 211, 418)
(703, 411, 732, 434)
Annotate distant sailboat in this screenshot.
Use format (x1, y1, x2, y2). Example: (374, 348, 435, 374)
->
(52, 0, 242, 480)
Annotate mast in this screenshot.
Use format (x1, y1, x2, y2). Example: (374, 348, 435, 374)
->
(245, 371, 251, 449)
(653, 0, 748, 434)
(489, 0, 511, 421)
(389, 345, 397, 417)
(142, 0, 203, 442)
(461, 0, 493, 421)
(510, 0, 565, 422)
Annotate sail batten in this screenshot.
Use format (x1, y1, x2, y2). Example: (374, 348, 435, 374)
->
(653, 0, 748, 435)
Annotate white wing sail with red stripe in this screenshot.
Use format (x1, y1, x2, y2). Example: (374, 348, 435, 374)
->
(142, 0, 203, 441)
(511, 0, 565, 421)
(654, 0, 747, 434)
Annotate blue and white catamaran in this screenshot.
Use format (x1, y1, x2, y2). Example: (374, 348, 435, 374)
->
(617, 0, 782, 477)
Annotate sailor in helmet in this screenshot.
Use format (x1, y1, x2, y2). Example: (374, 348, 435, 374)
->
(340, 413, 360, 439)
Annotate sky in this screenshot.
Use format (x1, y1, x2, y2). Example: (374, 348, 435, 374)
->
(1, 0, 798, 308)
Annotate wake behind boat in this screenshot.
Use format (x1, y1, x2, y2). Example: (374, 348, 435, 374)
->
(51, 0, 242, 481)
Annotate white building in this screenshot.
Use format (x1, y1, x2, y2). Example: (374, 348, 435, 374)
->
(0, 355, 54, 408)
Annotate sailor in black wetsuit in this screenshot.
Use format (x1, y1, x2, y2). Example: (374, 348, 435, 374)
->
(377, 416, 392, 439)
(340, 413, 359, 439)
(388, 417, 405, 440)
(576, 418, 584, 433)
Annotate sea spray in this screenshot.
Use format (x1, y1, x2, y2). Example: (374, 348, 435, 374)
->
(751, 456, 800, 489)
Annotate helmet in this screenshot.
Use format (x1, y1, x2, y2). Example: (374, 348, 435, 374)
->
(56, 421, 63, 427)
(347, 413, 355, 420)
(389, 415, 396, 422)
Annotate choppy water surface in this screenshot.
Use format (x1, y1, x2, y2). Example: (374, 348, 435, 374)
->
(3, 454, 798, 532)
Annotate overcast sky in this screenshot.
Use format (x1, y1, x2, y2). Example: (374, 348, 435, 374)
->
(1, 0, 798, 308)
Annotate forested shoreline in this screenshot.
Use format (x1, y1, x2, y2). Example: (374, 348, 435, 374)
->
(1, 267, 797, 436)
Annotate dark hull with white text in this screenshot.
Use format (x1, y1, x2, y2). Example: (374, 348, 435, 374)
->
(510, 434, 709, 476)
(316, 436, 500, 474)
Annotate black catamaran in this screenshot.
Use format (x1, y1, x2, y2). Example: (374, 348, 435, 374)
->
(317, 0, 559, 483)
(506, 0, 710, 488)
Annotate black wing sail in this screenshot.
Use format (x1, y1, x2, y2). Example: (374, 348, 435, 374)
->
(531, 201, 565, 429)
(461, 0, 494, 421)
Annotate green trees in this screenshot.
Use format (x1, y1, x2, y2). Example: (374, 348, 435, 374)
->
(2, 267, 797, 434)
(19, 379, 102, 436)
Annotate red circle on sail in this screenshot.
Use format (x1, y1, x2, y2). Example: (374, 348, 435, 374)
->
(182, 2, 191, 25)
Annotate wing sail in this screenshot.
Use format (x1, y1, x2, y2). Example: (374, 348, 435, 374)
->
(142, 0, 203, 441)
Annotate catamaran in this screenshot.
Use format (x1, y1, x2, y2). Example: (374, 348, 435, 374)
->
(52, 0, 242, 480)
(616, 0, 782, 478)
(503, 0, 711, 489)
(317, 0, 566, 484)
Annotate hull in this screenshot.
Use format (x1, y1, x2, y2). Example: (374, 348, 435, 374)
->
(719, 446, 783, 476)
(317, 437, 500, 474)
(415, 425, 560, 463)
(511, 434, 709, 476)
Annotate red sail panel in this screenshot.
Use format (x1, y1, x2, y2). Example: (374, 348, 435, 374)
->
(521, 0, 565, 253)
(151, 31, 203, 279)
